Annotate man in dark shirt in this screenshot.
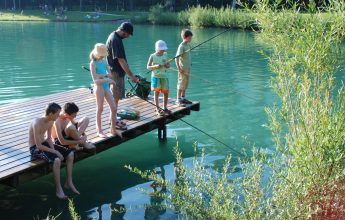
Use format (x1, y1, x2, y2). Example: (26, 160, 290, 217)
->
(106, 22, 139, 130)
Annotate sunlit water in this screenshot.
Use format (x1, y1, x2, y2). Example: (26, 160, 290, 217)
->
(0, 22, 343, 219)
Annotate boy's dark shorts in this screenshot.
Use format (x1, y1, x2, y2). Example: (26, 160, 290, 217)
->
(29, 141, 73, 163)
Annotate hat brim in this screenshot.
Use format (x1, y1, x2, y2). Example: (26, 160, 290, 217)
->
(123, 30, 133, 35)
(158, 46, 168, 50)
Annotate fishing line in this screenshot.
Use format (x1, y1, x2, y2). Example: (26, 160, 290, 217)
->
(127, 80, 245, 157)
(82, 66, 244, 157)
(169, 67, 257, 101)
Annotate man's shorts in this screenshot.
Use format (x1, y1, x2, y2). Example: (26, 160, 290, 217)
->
(177, 70, 190, 91)
(151, 77, 169, 94)
(29, 141, 72, 163)
(110, 71, 125, 100)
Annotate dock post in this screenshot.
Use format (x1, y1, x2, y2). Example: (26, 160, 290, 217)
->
(158, 124, 167, 141)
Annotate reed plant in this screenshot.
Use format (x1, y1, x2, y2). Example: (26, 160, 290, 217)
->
(176, 6, 255, 29)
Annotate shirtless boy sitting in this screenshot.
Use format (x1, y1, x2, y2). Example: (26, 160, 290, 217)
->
(51, 102, 95, 151)
(28, 103, 79, 199)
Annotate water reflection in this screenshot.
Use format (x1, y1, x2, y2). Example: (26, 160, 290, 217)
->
(144, 166, 167, 220)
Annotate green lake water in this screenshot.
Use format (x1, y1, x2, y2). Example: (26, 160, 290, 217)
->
(0, 22, 343, 219)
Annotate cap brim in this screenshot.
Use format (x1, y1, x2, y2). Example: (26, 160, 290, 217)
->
(122, 29, 133, 35)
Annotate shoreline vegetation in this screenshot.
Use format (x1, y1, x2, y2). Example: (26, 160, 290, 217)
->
(1, 6, 343, 33)
(1, 6, 256, 30)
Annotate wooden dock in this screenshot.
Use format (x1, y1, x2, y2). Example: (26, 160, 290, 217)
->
(0, 88, 199, 187)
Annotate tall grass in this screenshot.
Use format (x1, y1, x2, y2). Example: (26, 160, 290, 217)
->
(181, 6, 255, 29)
(147, 5, 255, 29)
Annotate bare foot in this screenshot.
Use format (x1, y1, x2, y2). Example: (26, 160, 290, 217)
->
(97, 131, 108, 138)
(64, 183, 80, 195)
(83, 141, 96, 150)
(110, 129, 123, 138)
(56, 190, 68, 199)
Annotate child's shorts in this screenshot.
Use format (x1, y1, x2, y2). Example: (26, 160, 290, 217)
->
(177, 70, 190, 90)
(30, 141, 73, 163)
(151, 76, 169, 94)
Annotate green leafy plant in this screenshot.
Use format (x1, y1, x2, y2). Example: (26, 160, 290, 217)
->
(126, 1, 345, 219)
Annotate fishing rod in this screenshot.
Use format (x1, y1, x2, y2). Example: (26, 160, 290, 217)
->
(82, 65, 244, 157)
(145, 28, 232, 75)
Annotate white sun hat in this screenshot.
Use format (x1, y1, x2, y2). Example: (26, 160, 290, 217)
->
(155, 40, 168, 51)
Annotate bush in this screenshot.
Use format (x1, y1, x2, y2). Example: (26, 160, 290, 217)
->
(148, 4, 178, 25)
(187, 6, 216, 27)
(177, 10, 189, 25)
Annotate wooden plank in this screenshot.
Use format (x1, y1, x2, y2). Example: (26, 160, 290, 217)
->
(0, 160, 45, 180)
(0, 97, 143, 135)
(0, 110, 190, 172)
(0, 88, 200, 184)
(0, 91, 94, 123)
(0, 88, 87, 108)
(0, 98, 147, 141)
(0, 98, 163, 149)
(0, 101, 187, 165)
(0, 98, 184, 152)
(0, 94, 155, 136)
(0, 101, 187, 166)
(0, 101, 184, 160)
(0, 97, 179, 144)
(0, 88, 89, 115)
(0, 94, 154, 131)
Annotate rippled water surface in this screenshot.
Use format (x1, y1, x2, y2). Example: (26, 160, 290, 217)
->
(0, 22, 343, 219)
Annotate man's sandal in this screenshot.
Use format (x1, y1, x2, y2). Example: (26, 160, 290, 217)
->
(115, 120, 127, 130)
(156, 109, 165, 116)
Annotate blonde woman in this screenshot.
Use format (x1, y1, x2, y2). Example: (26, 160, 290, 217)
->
(89, 43, 120, 138)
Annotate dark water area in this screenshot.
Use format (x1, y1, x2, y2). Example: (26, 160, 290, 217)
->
(0, 22, 343, 219)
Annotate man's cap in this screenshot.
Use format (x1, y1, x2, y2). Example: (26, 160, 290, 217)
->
(119, 22, 133, 35)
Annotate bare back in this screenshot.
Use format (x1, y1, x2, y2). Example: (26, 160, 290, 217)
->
(51, 117, 69, 139)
